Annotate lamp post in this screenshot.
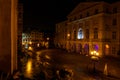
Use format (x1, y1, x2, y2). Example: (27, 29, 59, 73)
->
(90, 51, 99, 73)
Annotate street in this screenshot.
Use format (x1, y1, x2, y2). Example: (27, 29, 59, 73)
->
(19, 49, 120, 80)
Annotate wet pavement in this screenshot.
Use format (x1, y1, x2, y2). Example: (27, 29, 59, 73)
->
(20, 49, 74, 80)
(19, 49, 120, 80)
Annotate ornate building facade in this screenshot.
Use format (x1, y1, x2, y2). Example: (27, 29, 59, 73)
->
(22, 30, 44, 51)
(55, 1, 120, 57)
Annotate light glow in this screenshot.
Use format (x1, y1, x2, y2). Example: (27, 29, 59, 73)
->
(25, 59, 33, 78)
(91, 50, 99, 56)
(29, 41, 32, 44)
(105, 44, 109, 48)
(37, 43, 40, 47)
(28, 46, 33, 51)
(77, 28, 84, 39)
(67, 33, 70, 37)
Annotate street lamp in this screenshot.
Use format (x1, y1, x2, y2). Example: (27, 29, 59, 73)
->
(29, 41, 32, 45)
(90, 50, 99, 73)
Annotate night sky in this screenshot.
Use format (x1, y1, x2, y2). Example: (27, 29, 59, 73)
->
(20, 0, 117, 33)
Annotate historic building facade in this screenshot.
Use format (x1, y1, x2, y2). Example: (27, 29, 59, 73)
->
(55, 1, 120, 57)
(22, 30, 44, 51)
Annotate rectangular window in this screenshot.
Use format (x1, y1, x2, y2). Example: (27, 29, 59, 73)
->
(94, 28, 98, 39)
(86, 12, 89, 17)
(80, 14, 82, 19)
(112, 47, 116, 54)
(113, 8, 117, 13)
(86, 29, 89, 39)
(74, 31, 76, 40)
(112, 31, 116, 39)
(112, 19, 117, 25)
(95, 9, 98, 14)
(106, 8, 110, 13)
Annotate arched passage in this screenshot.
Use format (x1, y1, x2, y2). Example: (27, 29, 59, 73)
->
(84, 44, 89, 55)
(78, 43, 82, 54)
(72, 43, 76, 52)
(93, 44, 99, 51)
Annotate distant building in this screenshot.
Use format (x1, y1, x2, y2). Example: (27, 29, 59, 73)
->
(55, 1, 120, 57)
(22, 30, 44, 51)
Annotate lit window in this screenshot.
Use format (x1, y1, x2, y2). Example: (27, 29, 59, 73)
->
(78, 28, 84, 39)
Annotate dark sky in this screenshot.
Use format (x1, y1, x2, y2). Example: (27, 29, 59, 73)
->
(20, 0, 117, 32)
(21, 0, 82, 32)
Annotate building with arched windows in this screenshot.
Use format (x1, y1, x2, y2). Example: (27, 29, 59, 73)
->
(55, 1, 120, 57)
(22, 30, 44, 51)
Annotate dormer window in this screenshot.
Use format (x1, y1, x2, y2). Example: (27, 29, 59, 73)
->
(80, 14, 82, 19)
(95, 9, 98, 14)
(86, 12, 89, 17)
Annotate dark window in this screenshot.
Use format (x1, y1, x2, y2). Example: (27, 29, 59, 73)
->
(69, 18, 72, 22)
(86, 29, 89, 39)
(74, 17, 77, 20)
(86, 12, 89, 17)
(113, 7, 117, 13)
(80, 14, 82, 19)
(106, 8, 110, 13)
(74, 31, 76, 40)
(94, 28, 98, 39)
(112, 31, 116, 39)
(112, 19, 117, 25)
(95, 9, 98, 14)
(112, 47, 116, 54)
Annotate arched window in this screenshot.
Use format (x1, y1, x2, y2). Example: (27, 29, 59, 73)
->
(78, 28, 84, 39)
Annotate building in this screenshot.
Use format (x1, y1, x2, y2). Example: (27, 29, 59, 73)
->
(0, 0, 18, 73)
(17, 3, 23, 51)
(55, 1, 120, 57)
(22, 30, 44, 51)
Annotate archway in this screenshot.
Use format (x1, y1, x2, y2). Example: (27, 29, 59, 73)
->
(72, 43, 76, 52)
(93, 44, 99, 51)
(84, 44, 89, 55)
(78, 43, 82, 54)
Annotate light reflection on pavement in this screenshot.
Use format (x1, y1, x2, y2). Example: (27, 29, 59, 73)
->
(24, 58, 33, 78)
(21, 50, 74, 80)
(20, 49, 120, 80)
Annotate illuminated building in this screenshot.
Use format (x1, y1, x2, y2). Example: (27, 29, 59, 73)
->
(22, 30, 44, 50)
(55, 1, 120, 57)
